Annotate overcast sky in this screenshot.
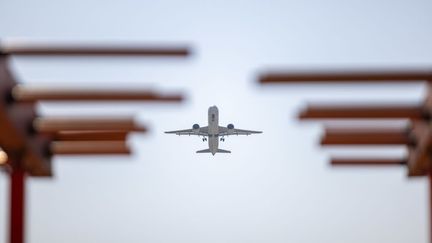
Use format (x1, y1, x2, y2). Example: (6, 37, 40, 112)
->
(1, 0, 432, 242)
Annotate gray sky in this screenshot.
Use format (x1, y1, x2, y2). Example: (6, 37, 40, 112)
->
(1, 0, 432, 242)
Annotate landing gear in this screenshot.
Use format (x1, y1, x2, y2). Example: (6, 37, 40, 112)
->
(202, 137, 207, 142)
(220, 137, 225, 142)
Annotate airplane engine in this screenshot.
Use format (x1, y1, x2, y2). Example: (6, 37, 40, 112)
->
(227, 123, 234, 132)
(192, 124, 200, 133)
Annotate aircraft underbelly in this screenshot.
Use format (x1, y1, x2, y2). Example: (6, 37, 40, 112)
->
(209, 137, 218, 153)
(207, 106, 219, 154)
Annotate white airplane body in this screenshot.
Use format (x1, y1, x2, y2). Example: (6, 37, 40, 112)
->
(165, 106, 262, 155)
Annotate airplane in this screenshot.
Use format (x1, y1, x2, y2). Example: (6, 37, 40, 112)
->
(165, 106, 262, 155)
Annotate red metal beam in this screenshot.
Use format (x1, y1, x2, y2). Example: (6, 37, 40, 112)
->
(50, 141, 130, 155)
(1, 56, 52, 176)
(12, 85, 183, 102)
(54, 131, 131, 141)
(429, 172, 432, 243)
(9, 168, 25, 243)
(0, 44, 190, 56)
(321, 127, 413, 145)
(33, 117, 145, 133)
(331, 158, 407, 166)
(259, 70, 432, 83)
(299, 105, 425, 119)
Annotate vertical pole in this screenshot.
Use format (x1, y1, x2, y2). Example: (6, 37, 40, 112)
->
(428, 172, 432, 243)
(9, 168, 25, 243)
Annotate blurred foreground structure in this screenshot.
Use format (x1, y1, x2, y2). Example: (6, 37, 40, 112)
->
(0, 42, 190, 243)
(259, 69, 432, 242)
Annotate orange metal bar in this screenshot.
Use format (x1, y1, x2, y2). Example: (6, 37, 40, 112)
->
(331, 158, 407, 166)
(34, 117, 145, 133)
(50, 141, 130, 155)
(0, 44, 190, 56)
(12, 86, 183, 102)
(321, 127, 413, 145)
(259, 70, 432, 83)
(54, 131, 131, 141)
(299, 105, 425, 119)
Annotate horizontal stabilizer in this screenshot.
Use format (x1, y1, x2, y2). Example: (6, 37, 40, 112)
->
(196, 149, 231, 153)
(196, 149, 211, 153)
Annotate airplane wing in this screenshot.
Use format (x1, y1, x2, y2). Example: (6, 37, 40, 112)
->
(218, 126, 262, 136)
(165, 126, 209, 136)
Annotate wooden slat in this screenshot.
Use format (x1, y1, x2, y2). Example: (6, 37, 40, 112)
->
(54, 131, 131, 141)
(50, 141, 130, 155)
(0, 44, 190, 56)
(331, 158, 406, 165)
(321, 127, 412, 145)
(34, 117, 145, 133)
(12, 85, 183, 102)
(260, 70, 432, 83)
(299, 105, 425, 119)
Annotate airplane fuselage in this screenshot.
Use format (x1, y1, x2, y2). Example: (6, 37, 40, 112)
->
(208, 106, 219, 155)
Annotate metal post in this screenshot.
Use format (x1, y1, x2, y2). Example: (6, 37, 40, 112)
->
(9, 168, 25, 243)
(430, 172, 432, 243)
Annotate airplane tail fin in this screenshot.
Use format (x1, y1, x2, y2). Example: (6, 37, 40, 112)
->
(196, 149, 231, 153)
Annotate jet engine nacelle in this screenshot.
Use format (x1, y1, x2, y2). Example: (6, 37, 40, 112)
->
(227, 123, 234, 131)
(192, 124, 200, 133)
